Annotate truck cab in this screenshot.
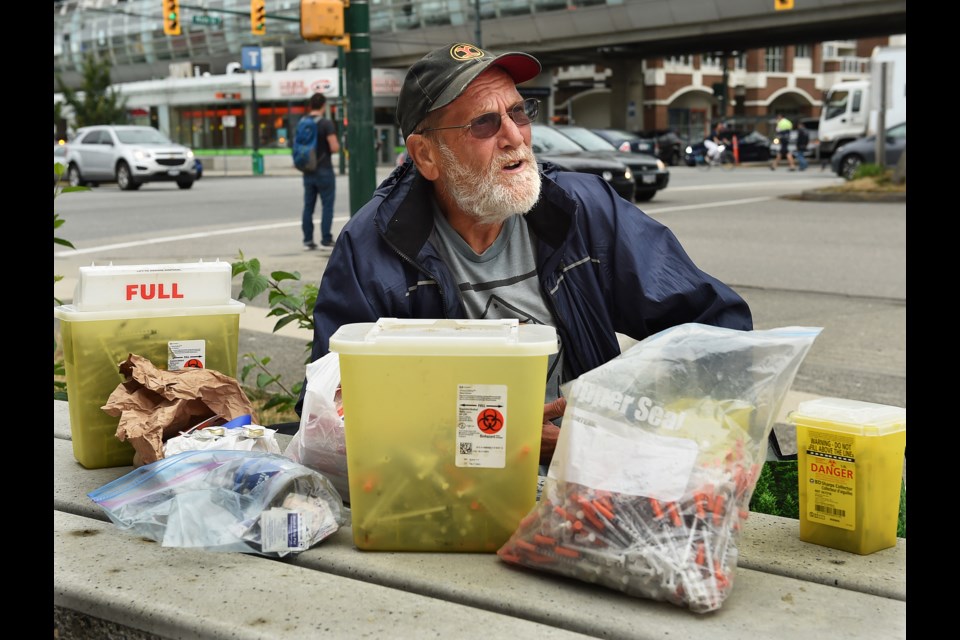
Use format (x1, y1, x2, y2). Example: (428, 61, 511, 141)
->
(818, 80, 870, 157)
(818, 45, 905, 159)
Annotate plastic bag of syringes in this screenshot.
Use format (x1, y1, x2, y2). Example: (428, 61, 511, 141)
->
(497, 323, 821, 613)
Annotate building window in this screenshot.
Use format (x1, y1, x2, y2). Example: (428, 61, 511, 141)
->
(795, 44, 811, 59)
(765, 47, 785, 72)
(701, 52, 722, 69)
(666, 54, 692, 67)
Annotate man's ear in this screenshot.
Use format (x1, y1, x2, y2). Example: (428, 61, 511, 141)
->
(406, 134, 441, 181)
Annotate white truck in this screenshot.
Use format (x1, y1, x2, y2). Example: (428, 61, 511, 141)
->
(817, 45, 906, 157)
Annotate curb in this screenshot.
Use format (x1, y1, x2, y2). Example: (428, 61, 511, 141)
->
(783, 190, 906, 203)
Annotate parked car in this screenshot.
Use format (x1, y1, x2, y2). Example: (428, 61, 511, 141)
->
(830, 122, 906, 180)
(638, 129, 686, 166)
(590, 128, 657, 156)
(65, 125, 197, 190)
(530, 124, 635, 201)
(552, 125, 669, 202)
(684, 130, 773, 166)
(54, 143, 67, 185)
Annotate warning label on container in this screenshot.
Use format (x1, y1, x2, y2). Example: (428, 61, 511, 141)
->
(168, 340, 206, 371)
(455, 384, 507, 468)
(803, 428, 856, 531)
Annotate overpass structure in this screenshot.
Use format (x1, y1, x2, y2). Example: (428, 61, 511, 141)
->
(55, 0, 907, 86)
(369, 0, 907, 69)
(53, 0, 906, 156)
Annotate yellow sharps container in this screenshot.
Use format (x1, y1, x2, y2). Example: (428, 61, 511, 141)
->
(54, 261, 244, 469)
(793, 397, 905, 554)
(330, 318, 558, 552)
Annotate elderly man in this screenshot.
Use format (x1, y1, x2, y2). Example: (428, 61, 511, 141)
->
(297, 43, 752, 467)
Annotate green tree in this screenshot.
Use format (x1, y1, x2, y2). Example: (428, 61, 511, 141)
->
(55, 54, 128, 129)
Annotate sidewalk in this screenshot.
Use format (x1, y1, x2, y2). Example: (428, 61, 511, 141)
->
(197, 153, 395, 180)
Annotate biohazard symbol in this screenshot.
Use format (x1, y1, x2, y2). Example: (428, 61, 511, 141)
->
(183, 358, 204, 369)
(477, 408, 504, 434)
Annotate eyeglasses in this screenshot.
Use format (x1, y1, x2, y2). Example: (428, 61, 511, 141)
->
(416, 98, 539, 139)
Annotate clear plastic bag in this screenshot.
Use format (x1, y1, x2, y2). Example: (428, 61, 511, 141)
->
(88, 450, 346, 558)
(164, 416, 282, 457)
(498, 323, 822, 613)
(284, 352, 350, 503)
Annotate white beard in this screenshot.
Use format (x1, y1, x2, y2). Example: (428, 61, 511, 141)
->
(437, 142, 542, 225)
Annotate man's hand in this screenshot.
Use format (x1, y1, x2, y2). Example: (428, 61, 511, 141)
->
(540, 397, 567, 467)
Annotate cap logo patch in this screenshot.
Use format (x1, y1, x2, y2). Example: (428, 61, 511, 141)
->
(450, 43, 485, 62)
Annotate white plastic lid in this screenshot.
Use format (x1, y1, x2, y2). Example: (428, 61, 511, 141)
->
(68, 260, 233, 311)
(329, 318, 558, 356)
(791, 397, 906, 436)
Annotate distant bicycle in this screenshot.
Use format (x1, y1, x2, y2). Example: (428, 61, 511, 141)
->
(694, 144, 736, 171)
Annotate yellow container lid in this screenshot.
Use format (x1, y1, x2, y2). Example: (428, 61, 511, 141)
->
(791, 397, 906, 436)
(329, 318, 558, 357)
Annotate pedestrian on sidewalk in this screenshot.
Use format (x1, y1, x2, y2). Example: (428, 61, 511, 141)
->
(792, 121, 810, 171)
(770, 113, 793, 171)
(298, 93, 340, 250)
(295, 42, 753, 468)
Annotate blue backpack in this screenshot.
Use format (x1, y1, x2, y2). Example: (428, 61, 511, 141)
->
(292, 116, 320, 172)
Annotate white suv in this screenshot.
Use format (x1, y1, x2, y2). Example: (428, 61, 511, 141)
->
(66, 125, 197, 190)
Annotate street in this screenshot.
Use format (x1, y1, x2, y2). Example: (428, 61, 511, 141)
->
(53, 165, 906, 411)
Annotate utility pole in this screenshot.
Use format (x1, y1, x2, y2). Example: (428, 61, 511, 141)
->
(474, 0, 482, 47)
(719, 52, 729, 120)
(346, 1, 375, 216)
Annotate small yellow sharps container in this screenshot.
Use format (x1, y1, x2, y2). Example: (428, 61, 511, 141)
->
(793, 397, 905, 555)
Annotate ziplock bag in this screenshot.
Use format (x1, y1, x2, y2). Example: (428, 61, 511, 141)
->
(497, 323, 821, 613)
(283, 352, 350, 502)
(89, 450, 346, 558)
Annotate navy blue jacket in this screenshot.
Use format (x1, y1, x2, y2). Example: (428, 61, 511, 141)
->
(296, 160, 752, 414)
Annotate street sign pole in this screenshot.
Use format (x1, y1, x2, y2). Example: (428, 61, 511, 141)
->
(251, 70, 258, 155)
(345, 1, 375, 216)
(242, 45, 264, 176)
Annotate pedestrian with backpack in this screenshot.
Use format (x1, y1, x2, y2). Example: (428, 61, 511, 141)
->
(293, 93, 340, 249)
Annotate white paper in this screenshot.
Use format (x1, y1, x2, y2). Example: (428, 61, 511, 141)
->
(554, 407, 699, 502)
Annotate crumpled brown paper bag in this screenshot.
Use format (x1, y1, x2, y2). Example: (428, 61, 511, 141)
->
(101, 354, 257, 467)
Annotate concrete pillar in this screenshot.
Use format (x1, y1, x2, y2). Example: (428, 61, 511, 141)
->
(607, 60, 646, 132)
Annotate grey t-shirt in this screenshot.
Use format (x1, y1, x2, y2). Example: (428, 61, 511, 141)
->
(430, 206, 564, 403)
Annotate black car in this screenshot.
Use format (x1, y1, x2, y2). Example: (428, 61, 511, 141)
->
(530, 124, 636, 202)
(684, 130, 773, 166)
(590, 128, 657, 156)
(552, 125, 669, 202)
(638, 129, 686, 166)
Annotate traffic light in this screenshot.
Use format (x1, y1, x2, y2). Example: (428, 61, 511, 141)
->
(162, 0, 181, 36)
(300, 0, 345, 41)
(251, 0, 266, 36)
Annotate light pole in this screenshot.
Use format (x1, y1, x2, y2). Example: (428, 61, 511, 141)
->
(474, 0, 482, 47)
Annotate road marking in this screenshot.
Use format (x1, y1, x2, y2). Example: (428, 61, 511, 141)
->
(54, 217, 351, 257)
(668, 179, 839, 192)
(644, 196, 772, 214)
